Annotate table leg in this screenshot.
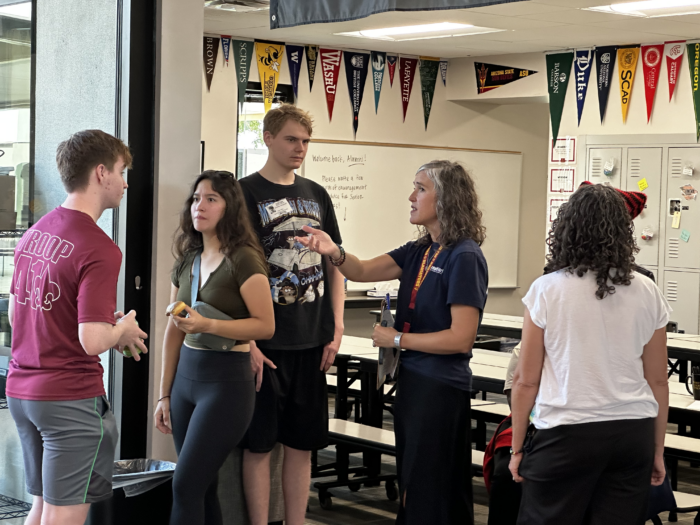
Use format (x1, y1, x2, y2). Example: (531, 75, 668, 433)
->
(335, 358, 349, 420)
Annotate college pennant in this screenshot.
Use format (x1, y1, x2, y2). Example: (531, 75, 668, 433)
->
(387, 55, 398, 87)
(371, 51, 386, 114)
(666, 41, 686, 101)
(221, 36, 231, 66)
(203, 37, 220, 92)
(306, 45, 319, 92)
(286, 44, 304, 99)
(474, 62, 537, 94)
(255, 41, 285, 113)
(233, 40, 253, 108)
(399, 56, 418, 122)
(440, 60, 448, 87)
(641, 44, 664, 123)
(618, 46, 640, 124)
(419, 57, 440, 130)
(595, 46, 617, 124)
(574, 50, 592, 126)
(344, 52, 370, 137)
(687, 42, 700, 141)
(319, 48, 342, 122)
(546, 52, 574, 146)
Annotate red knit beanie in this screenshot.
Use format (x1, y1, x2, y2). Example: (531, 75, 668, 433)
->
(579, 181, 646, 219)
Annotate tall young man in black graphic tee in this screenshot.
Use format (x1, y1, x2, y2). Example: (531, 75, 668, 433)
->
(239, 105, 344, 525)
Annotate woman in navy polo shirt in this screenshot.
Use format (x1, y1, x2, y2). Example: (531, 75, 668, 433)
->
(297, 160, 488, 524)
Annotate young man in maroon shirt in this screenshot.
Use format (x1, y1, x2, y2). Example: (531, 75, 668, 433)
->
(7, 130, 147, 525)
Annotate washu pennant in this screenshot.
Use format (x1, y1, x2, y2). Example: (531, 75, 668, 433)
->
(574, 49, 593, 126)
(221, 36, 231, 66)
(306, 45, 319, 92)
(687, 42, 700, 141)
(440, 60, 448, 86)
(371, 51, 386, 114)
(344, 52, 370, 136)
(618, 45, 640, 124)
(233, 40, 253, 108)
(319, 48, 342, 122)
(255, 41, 285, 113)
(286, 44, 304, 99)
(546, 52, 574, 146)
(419, 57, 440, 130)
(641, 44, 663, 123)
(665, 41, 686, 101)
(399, 56, 419, 122)
(595, 46, 617, 124)
(387, 55, 398, 87)
(203, 37, 220, 92)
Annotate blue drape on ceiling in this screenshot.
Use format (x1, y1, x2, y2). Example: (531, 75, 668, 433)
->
(270, 0, 528, 29)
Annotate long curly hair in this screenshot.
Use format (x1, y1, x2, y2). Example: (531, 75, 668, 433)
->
(173, 171, 266, 269)
(544, 183, 639, 299)
(416, 160, 486, 247)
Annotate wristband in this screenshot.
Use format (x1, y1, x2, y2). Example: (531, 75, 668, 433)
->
(329, 245, 346, 267)
(510, 447, 523, 456)
(394, 333, 403, 349)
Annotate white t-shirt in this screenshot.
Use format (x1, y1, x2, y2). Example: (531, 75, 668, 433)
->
(522, 269, 672, 430)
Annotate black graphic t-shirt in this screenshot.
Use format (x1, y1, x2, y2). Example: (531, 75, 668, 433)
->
(239, 172, 342, 350)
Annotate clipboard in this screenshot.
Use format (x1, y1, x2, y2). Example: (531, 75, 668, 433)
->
(377, 293, 399, 389)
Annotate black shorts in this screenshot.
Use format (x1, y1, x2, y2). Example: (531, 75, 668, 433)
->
(240, 346, 328, 453)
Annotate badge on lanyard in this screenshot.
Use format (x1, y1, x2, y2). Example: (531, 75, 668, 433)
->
(265, 198, 294, 221)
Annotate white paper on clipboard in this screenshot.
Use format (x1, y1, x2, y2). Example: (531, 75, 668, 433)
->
(377, 298, 399, 389)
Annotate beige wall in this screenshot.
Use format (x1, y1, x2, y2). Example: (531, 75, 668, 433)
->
(201, 47, 549, 316)
(149, 0, 203, 461)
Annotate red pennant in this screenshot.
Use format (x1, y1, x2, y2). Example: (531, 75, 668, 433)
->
(387, 55, 397, 87)
(665, 40, 686, 102)
(399, 57, 418, 122)
(319, 48, 342, 122)
(641, 44, 663, 123)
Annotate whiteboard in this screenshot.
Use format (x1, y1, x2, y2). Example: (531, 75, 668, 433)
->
(302, 140, 523, 289)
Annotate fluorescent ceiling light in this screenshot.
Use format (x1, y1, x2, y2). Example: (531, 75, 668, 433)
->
(336, 22, 504, 42)
(586, 0, 700, 17)
(0, 2, 31, 20)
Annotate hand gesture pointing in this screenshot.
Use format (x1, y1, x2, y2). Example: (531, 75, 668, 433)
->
(295, 225, 341, 259)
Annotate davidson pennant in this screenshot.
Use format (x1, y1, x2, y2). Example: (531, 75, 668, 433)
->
(387, 55, 398, 87)
(666, 41, 686, 101)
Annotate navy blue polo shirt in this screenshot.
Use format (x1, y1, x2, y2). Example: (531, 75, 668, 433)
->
(388, 238, 489, 390)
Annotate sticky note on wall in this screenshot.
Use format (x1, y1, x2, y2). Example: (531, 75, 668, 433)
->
(672, 211, 682, 229)
(638, 178, 648, 191)
(681, 229, 691, 242)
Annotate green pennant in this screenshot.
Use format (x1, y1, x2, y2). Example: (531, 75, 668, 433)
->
(546, 52, 574, 146)
(233, 40, 253, 108)
(419, 58, 440, 130)
(688, 42, 700, 142)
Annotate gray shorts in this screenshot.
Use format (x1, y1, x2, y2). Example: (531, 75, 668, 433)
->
(8, 395, 118, 506)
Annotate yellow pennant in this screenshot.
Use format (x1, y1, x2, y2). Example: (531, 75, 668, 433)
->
(255, 42, 285, 113)
(618, 46, 639, 123)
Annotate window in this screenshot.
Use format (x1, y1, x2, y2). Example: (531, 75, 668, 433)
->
(236, 81, 294, 178)
(0, 1, 32, 348)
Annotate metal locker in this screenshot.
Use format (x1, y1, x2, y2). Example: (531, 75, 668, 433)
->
(663, 270, 700, 334)
(625, 148, 662, 267)
(665, 148, 700, 269)
(587, 148, 622, 188)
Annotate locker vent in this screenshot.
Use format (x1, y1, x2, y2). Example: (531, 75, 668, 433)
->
(590, 157, 603, 179)
(666, 281, 678, 302)
(671, 158, 683, 178)
(628, 158, 642, 177)
(668, 238, 680, 259)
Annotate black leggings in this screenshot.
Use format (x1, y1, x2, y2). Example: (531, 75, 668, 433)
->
(170, 345, 255, 525)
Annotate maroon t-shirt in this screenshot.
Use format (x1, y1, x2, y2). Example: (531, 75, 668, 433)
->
(8, 206, 122, 401)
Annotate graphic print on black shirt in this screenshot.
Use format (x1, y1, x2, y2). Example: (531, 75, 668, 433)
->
(239, 173, 342, 350)
(256, 197, 325, 305)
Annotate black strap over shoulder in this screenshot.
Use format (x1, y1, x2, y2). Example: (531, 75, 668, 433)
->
(191, 251, 201, 304)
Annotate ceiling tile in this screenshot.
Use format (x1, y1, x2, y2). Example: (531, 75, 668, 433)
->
(587, 18, 700, 38)
(517, 8, 628, 23)
(469, 1, 570, 16)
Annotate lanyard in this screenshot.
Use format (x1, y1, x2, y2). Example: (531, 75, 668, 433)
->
(403, 245, 443, 333)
